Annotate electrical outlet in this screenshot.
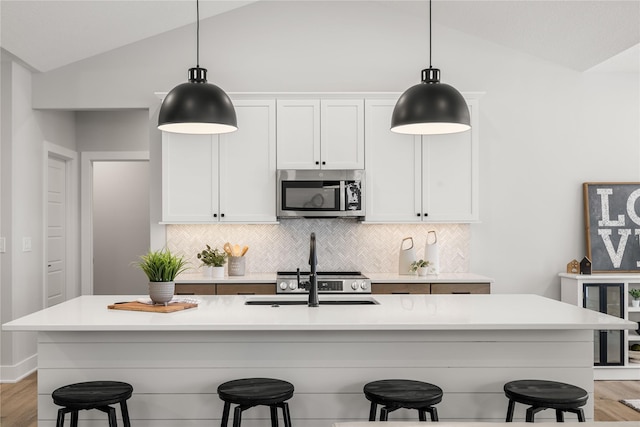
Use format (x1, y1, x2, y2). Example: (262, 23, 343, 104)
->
(22, 237, 32, 252)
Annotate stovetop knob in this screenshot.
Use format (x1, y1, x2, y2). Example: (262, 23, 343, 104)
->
(289, 282, 297, 290)
(279, 282, 288, 290)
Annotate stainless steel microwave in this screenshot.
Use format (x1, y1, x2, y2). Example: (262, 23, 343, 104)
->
(277, 170, 365, 218)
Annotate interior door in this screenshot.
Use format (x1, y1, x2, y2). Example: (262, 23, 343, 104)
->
(47, 156, 66, 307)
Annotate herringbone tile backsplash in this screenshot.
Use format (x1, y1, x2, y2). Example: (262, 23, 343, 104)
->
(166, 221, 469, 274)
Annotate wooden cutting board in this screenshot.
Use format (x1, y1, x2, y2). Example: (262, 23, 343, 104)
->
(107, 301, 197, 313)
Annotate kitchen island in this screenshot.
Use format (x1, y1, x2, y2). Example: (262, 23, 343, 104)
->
(4, 294, 635, 427)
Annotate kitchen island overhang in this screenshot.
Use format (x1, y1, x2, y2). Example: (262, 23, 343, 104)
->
(4, 294, 636, 426)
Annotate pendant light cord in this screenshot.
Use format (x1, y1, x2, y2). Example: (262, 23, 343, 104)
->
(429, 0, 432, 68)
(196, 0, 200, 68)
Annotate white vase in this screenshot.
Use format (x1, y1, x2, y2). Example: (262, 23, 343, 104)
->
(417, 266, 428, 277)
(203, 266, 213, 277)
(632, 299, 640, 308)
(148, 281, 174, 306)
(212, 266, 225, 278)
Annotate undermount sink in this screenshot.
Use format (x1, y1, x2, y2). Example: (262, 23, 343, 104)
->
(244, 296, 379, 306)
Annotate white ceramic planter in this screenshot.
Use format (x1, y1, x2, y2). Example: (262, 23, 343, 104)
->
(212, 266, 225, 278)
(632, 298, 640, 308)
(148, 281, 174, 306)
(417, 266, 428, 276)
(203, 266, 213, 277)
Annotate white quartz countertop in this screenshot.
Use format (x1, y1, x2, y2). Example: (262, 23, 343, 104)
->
(3, 294, 636, 332)
(175, 272, 492, 284)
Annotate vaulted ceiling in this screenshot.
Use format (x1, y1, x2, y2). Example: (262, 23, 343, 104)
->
(1, 0, 639, 73)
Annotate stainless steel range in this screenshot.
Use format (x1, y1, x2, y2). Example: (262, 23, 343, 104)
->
(276, 270, 371, 294)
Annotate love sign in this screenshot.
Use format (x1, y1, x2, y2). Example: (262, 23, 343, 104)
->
(584, 183, 640, 272)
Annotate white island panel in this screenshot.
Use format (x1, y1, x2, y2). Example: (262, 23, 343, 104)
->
(4, 294, 635, 427)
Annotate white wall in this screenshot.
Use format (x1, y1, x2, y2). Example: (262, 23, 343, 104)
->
(0, 54, 76, 381)
(29, 1, 638, 297)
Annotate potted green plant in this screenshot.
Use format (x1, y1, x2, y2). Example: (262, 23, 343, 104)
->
(197, 245, 227, 278)
(409, 259, 430, 277)
(134, 248, 189, 305)
(629, 288, 640, 308)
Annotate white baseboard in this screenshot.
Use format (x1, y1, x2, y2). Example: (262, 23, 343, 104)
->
(0, 353, 37, 383)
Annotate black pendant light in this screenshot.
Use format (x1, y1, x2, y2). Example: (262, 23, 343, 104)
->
(158, 0, 237, 134)
(391, 0, 470, 135)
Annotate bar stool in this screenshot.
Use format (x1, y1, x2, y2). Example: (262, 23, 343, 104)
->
(52, 381, 133, 427)
(363, 379, 443, 421)
(217, 377, 294, 427)
(504, 379, 588, 422)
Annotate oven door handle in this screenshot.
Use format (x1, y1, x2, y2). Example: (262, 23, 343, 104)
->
(339, 181, 346, 211)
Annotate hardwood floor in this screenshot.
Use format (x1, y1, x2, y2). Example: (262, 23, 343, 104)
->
(1, 373, 639, 426)
(0, 372, 37, 427)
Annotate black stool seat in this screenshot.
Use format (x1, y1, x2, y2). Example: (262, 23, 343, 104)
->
(218, 378, 294, 427)
(52, 381, 133, 427)
(364, 379, 443, 421)
(504, 379, 588, 422)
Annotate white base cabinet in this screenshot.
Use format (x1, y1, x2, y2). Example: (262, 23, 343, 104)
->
(162, 99, 276, 223)
(560, 273, 640, 380)
(364, 97, 480, 223)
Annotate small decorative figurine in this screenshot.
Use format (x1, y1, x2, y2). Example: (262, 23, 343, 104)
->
(566, 259, 580, 274)
(580, 257, 592, 275)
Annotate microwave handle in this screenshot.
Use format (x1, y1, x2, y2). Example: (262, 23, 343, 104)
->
(339, 181, 346, 211)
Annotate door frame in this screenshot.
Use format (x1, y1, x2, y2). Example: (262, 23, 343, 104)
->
(43, 142, 79, 307)
(80, 151, 149, 295)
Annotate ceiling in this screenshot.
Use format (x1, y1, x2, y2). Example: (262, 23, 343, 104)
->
(1, 0, 639, 73)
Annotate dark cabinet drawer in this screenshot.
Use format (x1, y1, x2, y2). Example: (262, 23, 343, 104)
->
(430, 283, 490, 294)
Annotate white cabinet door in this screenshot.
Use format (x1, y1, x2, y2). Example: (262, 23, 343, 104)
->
(364, 99, 421, 222)
(162, 133, 218, 222)
(219, 100, 277, 222)
(320, 99, 365, 169)
(276, 99, 320, 169)
(364, 98, 479, 223)
(422, 100, 479, 222)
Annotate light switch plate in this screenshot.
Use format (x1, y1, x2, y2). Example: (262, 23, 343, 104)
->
(22, 237, 32, 252)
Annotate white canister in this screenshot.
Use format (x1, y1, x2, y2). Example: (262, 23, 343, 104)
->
(424, 231, 440, 275)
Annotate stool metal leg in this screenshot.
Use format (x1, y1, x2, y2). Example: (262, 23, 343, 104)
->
(506, 399, 515, 422)
(380, 407, 390, 421)
(120, 399, 132, 427)
(270, 405, 279, 427)
(425, 406, 438, 422)
(107, 406, 118, 427)
(70, 410, 79, 427)
(419, 410, 427, 422)
(577, 408, 585, 422)
(282, 402, 292, 427)
(556, 409, 565, 422)
(368, 402, 377, 421)
(56, 408, 66, 427)
(221, 402, 231, 427)
(233, 405, 243, 427)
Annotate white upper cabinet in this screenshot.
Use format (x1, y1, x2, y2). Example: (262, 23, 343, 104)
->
(162, 99, 277, 223)
(365, 98, 480, 223)
(219, 100, 277, 222)
(276, 99, 364, 170)
(162, 133, 218, 223)
(365, 99, 421, 222)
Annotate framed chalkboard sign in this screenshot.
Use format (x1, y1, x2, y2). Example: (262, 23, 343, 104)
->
(584, 182, 640, 272)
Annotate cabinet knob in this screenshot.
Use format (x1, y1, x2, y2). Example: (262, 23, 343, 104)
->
(221, 213, 225, 218)
(424, 213, 428, 217)
(315, 161, 320, 165)
(416, 213, 421, 217)
(322, 161, 326, 165)
(213, 213, 218, 218)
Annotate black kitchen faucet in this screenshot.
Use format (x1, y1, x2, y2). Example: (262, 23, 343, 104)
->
(308, 232, 319, 307)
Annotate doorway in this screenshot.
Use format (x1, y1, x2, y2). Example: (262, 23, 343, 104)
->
(80, 151, 149, 295)
(92, 161, 149, 295)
